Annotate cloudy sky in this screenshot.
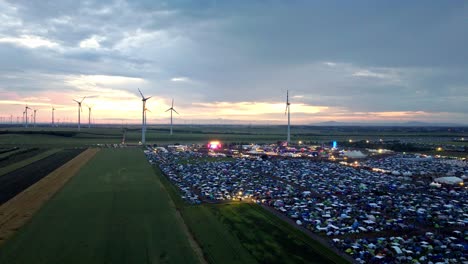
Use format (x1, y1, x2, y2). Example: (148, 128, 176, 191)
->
(0, 0, 467, 125)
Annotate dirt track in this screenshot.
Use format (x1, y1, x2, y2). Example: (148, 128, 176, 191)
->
(0, 148, 99, 246)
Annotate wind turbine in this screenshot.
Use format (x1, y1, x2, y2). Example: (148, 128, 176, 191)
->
(165, 99, 179, 135)
(33, 109, 38, 127)
(51, 106, 55, 127)
(285, 90, 291, 145)
(73, 97, 86, 131)
(138, 89, 151, 144)
(86, 105, 93, 128)
(25, 106, 31, 128)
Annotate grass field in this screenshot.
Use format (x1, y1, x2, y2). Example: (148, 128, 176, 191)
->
(0, 148, 201, 264)
(0, 149, 98, 247)
(155, 166, 349, 264)
(1, 125, 466, 147)
(213, 203, 348, 264)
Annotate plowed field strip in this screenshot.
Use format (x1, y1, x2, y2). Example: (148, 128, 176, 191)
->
(0, 148, 99, 246)
(0, 148, 61, 177)
(0, 149, 84, 204)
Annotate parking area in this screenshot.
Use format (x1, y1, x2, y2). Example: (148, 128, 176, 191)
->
(146, 148, 467, 263)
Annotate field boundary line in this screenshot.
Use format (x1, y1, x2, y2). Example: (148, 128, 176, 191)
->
(0, 148, 99, 246)
(155, 168, 208, 264)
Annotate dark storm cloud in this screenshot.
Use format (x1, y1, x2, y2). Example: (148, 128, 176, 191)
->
(0, 0, 467, 123)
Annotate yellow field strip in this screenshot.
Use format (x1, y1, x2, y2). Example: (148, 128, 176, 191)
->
(0, 148, 99, 246)
(0, 148, 62, 177)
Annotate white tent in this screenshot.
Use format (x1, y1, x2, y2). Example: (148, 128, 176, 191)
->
(434, 176, 463, 185)
(343, 150, 367, 158)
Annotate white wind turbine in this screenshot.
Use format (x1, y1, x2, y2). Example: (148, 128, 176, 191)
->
(165, 99, 179, 135)
(25, 106, 31, 128)
(138, 89, 151, 144)
(73, 96, 86, 131)
(51, 106, 55, 127)
(86, 105, 93, 129)
(33, 109, 38, 127)
(285, 90, 291, 145)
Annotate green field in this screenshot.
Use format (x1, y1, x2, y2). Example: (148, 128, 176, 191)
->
(156, 167, 349, 264)
(0, 148, 200, 264)
(1, 125, 466, 147)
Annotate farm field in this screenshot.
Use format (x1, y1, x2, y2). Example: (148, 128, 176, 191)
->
(0, 148, 85, 205)
(0, 148, 201, 264)
(0, 148, 46, 167)
(1, 125, 466, 147)
(0, 148, 61, 176)
(156, 166, 349, 264)
(0, 148, 98, 246)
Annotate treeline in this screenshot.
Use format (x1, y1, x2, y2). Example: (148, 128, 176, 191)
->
(0, 131, 77, 137)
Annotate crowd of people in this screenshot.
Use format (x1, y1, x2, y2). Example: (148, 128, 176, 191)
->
(146, 148, 467, 263)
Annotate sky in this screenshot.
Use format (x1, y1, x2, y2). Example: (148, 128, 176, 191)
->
(0, 0, 467, 125)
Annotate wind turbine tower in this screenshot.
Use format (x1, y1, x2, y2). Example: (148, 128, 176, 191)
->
(25, 106, 31, 128)
(285, 90, 291, 145)
(51, 107, 55, 127)
(87, 105, 92, 129)
(33, 109, 38, 127)
(73, 97, 86, 131)
(165, 99, 179, 135)
(138, 89, 151, 145)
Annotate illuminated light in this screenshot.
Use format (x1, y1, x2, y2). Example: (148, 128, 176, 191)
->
(332, 141, 337, 148)
(349, 139, 353, 143)
(460, 182, 464, 186)
(436, 147, 443, 152)
(461, 138, 465, 141)
(238, 191, 243, 196)
(378, 149, 383, 154)
(208, 141, 221, 150)
(298, 141, 303, 145)
(366, 140, 369, 143)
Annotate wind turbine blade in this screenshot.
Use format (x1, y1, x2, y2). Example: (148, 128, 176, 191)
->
(145, 96, 152, 100)
(138, 88, 145, 99)
(165, 108, 171, 112)
(80, 96, 86, 103)
(171, 99, 174, 108)
(173, 109, 179, 115)
(73, 99, 79, 103)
